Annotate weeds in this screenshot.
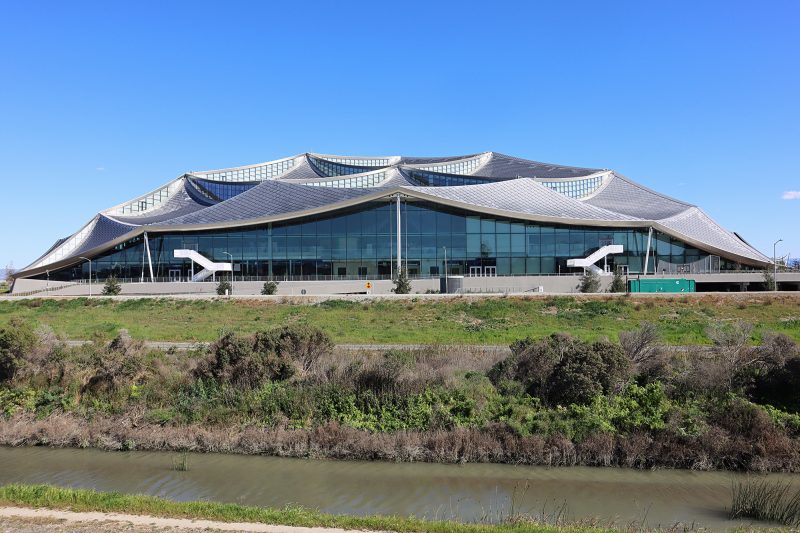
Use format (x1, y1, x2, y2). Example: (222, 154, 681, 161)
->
(171, 451, 189, 471)
(730, 478, 800, 527)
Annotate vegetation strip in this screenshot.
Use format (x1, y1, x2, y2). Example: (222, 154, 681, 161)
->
(2, 317, 799, 471)
(0, 484, 619, 533)
(0, 294, 798, 344)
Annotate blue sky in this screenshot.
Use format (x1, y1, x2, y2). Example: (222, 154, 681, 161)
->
(1, 1, 798, 271)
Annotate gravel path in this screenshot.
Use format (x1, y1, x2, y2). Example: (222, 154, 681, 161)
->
(0, 507, 380, 533)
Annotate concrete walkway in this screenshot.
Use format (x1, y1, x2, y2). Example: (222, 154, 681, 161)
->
(0, 506, 382, 533)
(63, 340, 513, 355)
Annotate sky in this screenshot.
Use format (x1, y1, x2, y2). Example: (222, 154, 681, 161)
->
(0, 0, 798, 272)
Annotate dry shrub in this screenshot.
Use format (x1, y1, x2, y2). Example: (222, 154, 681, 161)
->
(309, 345, 505, 396)
(195, 325, 334, 389)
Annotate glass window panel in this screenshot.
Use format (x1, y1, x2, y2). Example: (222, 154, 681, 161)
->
(496, 233, 510, 255)
(467, 234, 481, 256)
(346, 213, 362, 235)
(436, 211, 451, 234)
(451, 234, 466, 258)
(420, 210, 437, 234)
(541, 257, 556, 274)
(451, 214, 466, 234)
(332, 237, 347, 259)
(286, 237, 301, 259)
(421, 235, 437, 258)
(480, 234, 495, 257)
(271, 236, 286, 259)
(511, 234, 526, 256)
(466, 216, 481, 233)
(480, 218, 496, 234)
(496, 257, 510, 275)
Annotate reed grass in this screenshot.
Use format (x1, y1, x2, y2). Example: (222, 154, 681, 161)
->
(730, 478, 800, 527)
(171, 451, 189, 471)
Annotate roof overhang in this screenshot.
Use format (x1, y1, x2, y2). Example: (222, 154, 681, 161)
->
(15, 185, 770, 279)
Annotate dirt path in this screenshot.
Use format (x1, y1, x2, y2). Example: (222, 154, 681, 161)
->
(0, 507, 381, 532)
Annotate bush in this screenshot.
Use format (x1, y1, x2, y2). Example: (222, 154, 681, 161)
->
(763, 270, 776, 291)
(194, 325, 334, 389)
(392, 268, 411, 294)
(102, 275, 122, 296)
(748, 357, 800, 413)
(0, 319, 39, 382)
(261, 281, 279, 295)
(216, 278, 232, 296)
(608, 270, 626, 293)
(489, 334, 630, 406)
(577, 270, 600, 293)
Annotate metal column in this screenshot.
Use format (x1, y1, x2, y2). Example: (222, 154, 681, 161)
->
(643, 227, 653, 276)
(144, 232, 155, 282)
(396, 194, 402, 272)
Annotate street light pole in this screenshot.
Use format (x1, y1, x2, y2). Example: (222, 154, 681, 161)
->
(223, 252, 233, 291)
(79, 257, 92, 297)
(443, 246, 448, 294)
(773, 239, 782, 292)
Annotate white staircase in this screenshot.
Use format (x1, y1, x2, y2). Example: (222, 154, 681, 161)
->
(174, 250, 232, 282)
(567, 245, 624, 275)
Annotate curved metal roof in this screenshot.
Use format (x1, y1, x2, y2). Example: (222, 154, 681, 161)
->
(18, 151, 770, 276)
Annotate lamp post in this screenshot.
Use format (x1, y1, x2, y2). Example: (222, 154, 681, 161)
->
(78, 257, 92, 297)
(773, 239, 782, 292)
(443, 246, 448, 294)
(223, 252, 233, 292)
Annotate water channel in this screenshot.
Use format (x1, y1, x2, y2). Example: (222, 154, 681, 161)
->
(1, 446, 797, 530)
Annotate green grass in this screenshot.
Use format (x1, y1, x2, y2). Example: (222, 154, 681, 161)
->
(0, 294, 798, 345)
(0, 483, 618, 533)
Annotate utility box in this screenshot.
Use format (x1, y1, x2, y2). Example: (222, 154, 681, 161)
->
(628, 278, 696, 293)
(440, 275, 464, 294)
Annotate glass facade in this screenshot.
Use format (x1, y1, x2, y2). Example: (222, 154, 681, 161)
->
(110, 182, 177, 216)
(317, 156, 390, 167)
(40, 201, 739, 282)
(188, 178, 259, 201)
(416, 154, 489, 175)
(407, 170, 503, 187)
(305, 172, 387, 188)
(309, 158, 380, 177)
(199, 159, 295, 182)
(538, 174, 606, 199)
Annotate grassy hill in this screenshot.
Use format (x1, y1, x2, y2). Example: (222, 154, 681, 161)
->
(0, 293, 797, 344)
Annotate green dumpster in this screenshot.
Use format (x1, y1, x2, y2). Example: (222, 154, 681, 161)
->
(628, 278, 696, 293)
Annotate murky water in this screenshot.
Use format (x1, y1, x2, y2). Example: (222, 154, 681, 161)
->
(1, 446, 798, 530)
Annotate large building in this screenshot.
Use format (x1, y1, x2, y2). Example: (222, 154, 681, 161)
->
(15, 152, 770, 287)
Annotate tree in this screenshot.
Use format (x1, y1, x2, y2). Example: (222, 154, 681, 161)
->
(392, 268, 411, 294)
(3, 262, 15, 284)
(608, 269, 626, 293)
(102, 275, 122, 296)
(578, 269, 600, 293)
(763, 269, 776, 291)
(216, 278, 232, 296)
(261, 281, 279, 295)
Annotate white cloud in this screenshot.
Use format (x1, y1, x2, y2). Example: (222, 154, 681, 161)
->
(782, 191, 800, 200)
(96, 166, 105, 172)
